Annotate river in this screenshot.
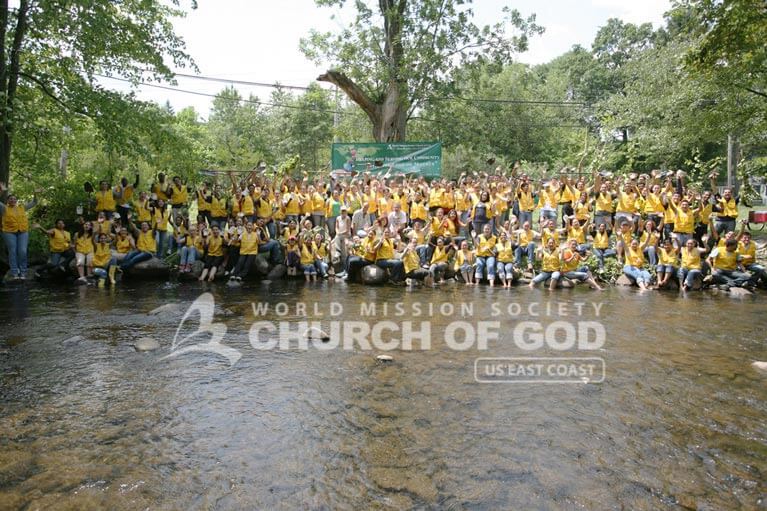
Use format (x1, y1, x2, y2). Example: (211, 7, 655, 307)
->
(0, 281, 765, 509)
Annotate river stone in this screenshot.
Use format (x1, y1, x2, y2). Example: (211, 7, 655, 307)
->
(728, 287, 753, 299)
(752, 361, 767, 373)
(266, 263, 287, 280)
(62, 335, 85, 346)
(376, 354, 393, 362)
(125, 257, 170, 279)
(133, 337, 160, 352)
(148, 303, 182, 315)
(254, 255, 270, 275)
(559, 278, 574, 288)
(362, 264, 387, 285)
(178, 260, 204, 280)
(615, 275, 634, 286)
(369, 467, 438, 503)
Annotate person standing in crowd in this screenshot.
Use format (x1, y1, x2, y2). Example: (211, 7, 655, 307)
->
(0, 184, 37, 280)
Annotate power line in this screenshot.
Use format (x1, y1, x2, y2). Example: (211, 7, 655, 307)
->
(161, 71, 590, 108)
(95, 74, 361, 117)
(170, 72, 321, 92)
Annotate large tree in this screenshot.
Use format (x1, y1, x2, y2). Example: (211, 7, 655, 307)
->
(0, 0, 195, 186)
(301, 0, 542, 142)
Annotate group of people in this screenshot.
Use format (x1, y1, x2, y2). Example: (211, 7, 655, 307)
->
(0, 166, 764, 292)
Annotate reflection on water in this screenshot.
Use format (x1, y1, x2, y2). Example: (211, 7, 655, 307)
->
(0, 281, 765, 509)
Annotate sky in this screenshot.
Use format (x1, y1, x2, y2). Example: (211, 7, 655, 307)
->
(97, 0, 671, 118)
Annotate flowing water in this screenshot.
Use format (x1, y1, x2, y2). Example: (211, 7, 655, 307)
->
(0, 281, 765, 510)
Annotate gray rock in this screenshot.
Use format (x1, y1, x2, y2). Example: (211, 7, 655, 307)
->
(61, 335, 85, 346)
(254, 255, 270, 275)
(361, 264, 387, 285)
(148, 303, 182, 315)
(728, 287, 753, 299)
(615, 274, 634, 286)
(125, 257, 170, 279)
(266, 264, 287, 280)
(133, 337, 160, 352)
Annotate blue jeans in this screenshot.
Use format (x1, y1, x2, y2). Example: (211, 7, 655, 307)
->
(531, 271, 560, 285)
(315, 260, 329, 277)
(644, 246, 657, 267)
(155, 231, 169, 257)
(593, 248, 616, 268)
(179, 246, 198, 265)
(475, 256, 496, 280)
(518, 211, 533, 226)
(497, 262, 515, 279)
(376, 259, 405, 282)
(677, 267, 702, 288)
(514, 243, 535, 267)
(712, 269, 754, 287)
(120, 250, 153, 270)
(416, 245, 429, 266)
(746, 263, 766, 285)
(623, 265, 651, 285)
(2, 231, 29, 277)
(258, 239, 282, 265)
(563, 270, 589, 282)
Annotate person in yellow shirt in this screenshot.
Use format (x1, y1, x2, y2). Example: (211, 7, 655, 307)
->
(592, 182, 616, 232)
(112, 227, 135, 265)
(495, 232, 517, 288)
(666, 198, 697, 248)
(92, 233, 118, 284)
(471, 191, 494, 235)
(312, 232, 330, 278)
(36, 219, 74, 275)
(623, 238, 652, 290)
(228, 222, 259, 281)
(474, 223, 497, 285)
(73, 221, 95, 282)
(284, 236, 302, 276)
(453, 239, 476, 285)
(590, 222, 616, 269)
(654, 238, 678, 289)
(115, 175, 139, 222)
(178, 225, 201, 273)
(561, 239, 602, 290)
(93, 180, 118, 213)
(529, 237, 561, 290)
(374, 229, 404, 282)
(133, 191, 153, 224)
(120, 220, 156, 271)
(678, 238, 706, 291)
(151, 199, 171, 258)
(707, 238, 755, 289)
(151, 173, 170, 201)
(168, 176, 189, 213)
(198, 225, 225, 282)
(400, 239, 430, 285)
(515, 180, 536, 227)
(737, 230, 765, 286)
(513, 221, 539, 271)
(298, 237, 318, 282)
(428, 236, 450, 284)
(1, 187, 37, 280)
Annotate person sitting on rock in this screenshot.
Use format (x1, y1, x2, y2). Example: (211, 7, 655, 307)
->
(678, 239, 706, 292)
(120, 219, 156, 272)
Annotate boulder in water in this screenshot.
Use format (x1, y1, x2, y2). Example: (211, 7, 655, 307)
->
(728, 287, 753, 299)
(125, 257, 170, 279)
(752, 361, 767, 373)
(559, 278, 574, 289)
(615, 275, 634, 286)
(133, 337, 160, 352)
(148, 303, 182, 315)
(266, 264, 287, 280)
(254, 255, 270, 275)
(376, 354, 393, 362)
(361, 265, 387, 285)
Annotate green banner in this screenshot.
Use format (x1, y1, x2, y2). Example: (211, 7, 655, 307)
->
(331, 142, 441, 178)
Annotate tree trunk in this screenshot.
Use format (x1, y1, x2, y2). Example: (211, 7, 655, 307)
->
(318, 71, 407, 142)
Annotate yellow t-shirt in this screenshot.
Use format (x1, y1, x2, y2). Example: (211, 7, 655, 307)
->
(49, 229, 71, 253)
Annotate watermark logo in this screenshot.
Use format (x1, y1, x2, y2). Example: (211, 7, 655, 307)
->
(474, 357, 605, 384)
(161, 293, 242, 366)
(154, 293, 608, 382)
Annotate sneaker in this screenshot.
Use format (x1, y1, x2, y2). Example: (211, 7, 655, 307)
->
(236, 276, 242, 282)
